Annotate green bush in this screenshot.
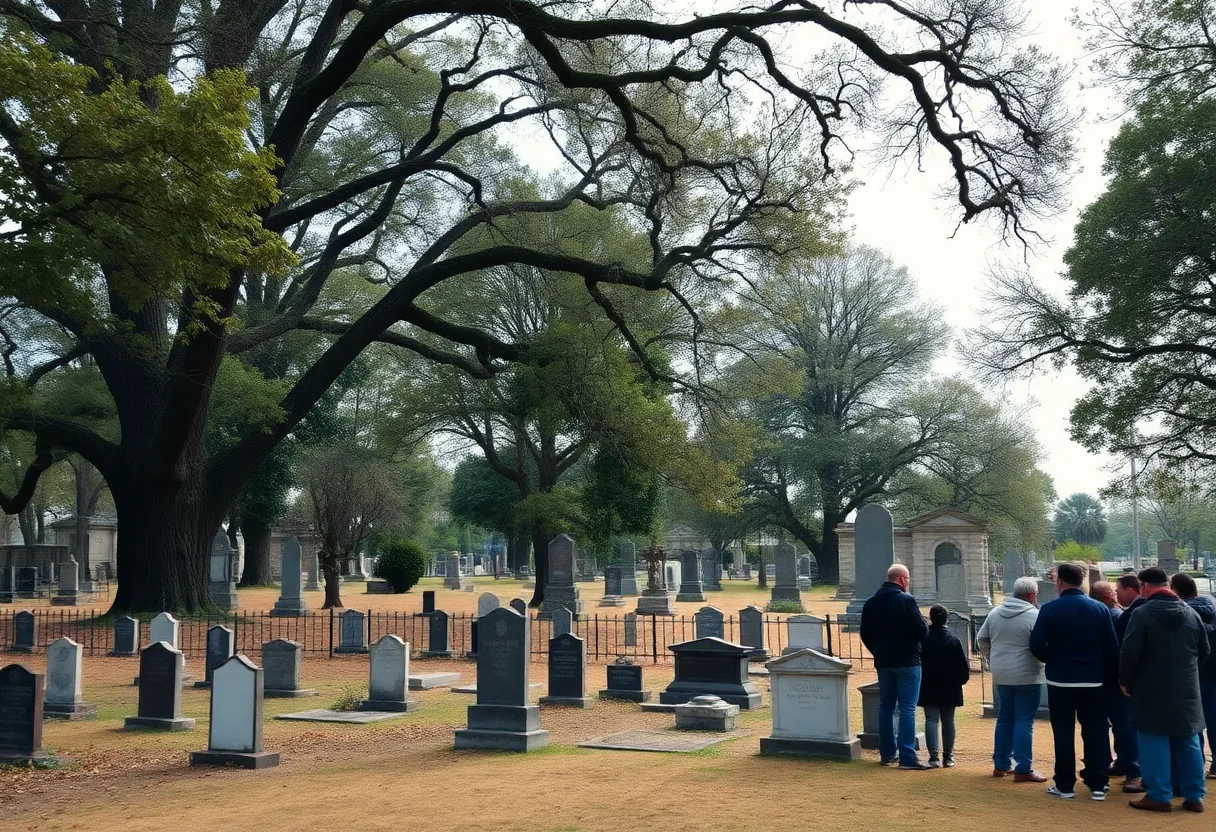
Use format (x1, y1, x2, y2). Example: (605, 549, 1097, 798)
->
(765, 600, 804, 613)
(374, 538, 427, 592)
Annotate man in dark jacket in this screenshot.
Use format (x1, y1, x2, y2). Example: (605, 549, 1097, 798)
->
(1109, 574, 1145, 792)
(860, 563, 929, 770)
(1122, 568, 1211, 813)
(1170, 573, 1216, 781)
(1029, 562, 1119, 800)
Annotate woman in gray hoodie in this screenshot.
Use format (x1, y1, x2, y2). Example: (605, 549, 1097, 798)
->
(978, 576, 1047, 781)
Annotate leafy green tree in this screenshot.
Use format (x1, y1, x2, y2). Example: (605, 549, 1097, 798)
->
(448, 455, 526, 571)
(1054, 493, 1108, 546)
(1053, 540, 1103, 564)
(0, 2, 1072, 611)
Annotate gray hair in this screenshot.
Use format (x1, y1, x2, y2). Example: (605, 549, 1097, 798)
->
(1012, 576, 1039, 600)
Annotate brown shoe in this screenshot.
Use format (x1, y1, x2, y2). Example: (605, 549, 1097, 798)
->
(1129, 797, 1173, 812)
(993, 768, 1011, 778)
(1014, 771, 1048, 783)
(1122, 777, 1145, 794)
(1182, 801, 1204, 813)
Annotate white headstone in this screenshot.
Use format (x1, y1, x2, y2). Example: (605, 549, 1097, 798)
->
(367, 634, 408, 706)
(149, 612, 179, 649)
(209, 655, 261, 753)
(210, 532, 231, 582)
(46, 636, 83, 705)
(784, 614, 826, 654)
(765, 649, 854, 743)
(477, 592, 500, 618)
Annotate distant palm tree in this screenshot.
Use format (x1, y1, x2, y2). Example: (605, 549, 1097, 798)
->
(1054, 493, 1108, 546)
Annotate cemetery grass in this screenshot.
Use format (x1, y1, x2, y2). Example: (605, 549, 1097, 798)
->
(3, 657, 1208, 831)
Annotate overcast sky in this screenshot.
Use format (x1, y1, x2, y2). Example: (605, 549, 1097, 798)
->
(845, 0, 1121, 501)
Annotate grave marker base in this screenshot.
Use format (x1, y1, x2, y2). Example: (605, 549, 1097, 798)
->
(597, 596, 626, 607)
(333, 646, 368, 655)
(658, 690, 763, 709)
(760, 736, 862, 760)
(420, 650, 454, 659)
(454, 704, 551, 752)
(189, 750, 281, 769)
(357, 699, 419, 713)
(264, 688, 316, 699)
(50, 594, 80, 606)
(43, 701, 97, 720)
(409, 672, 460, 690)
(0, 750, 58, 768)
(675, 592, 706, 602)
(598, 689, 652, 703)
(123, 716, 196, 732)
(538, 695, 591, 708)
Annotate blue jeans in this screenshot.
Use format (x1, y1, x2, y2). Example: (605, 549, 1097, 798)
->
(1139, 731, 1206, 803)
(1105, 686, 1140, 778)
(994, 683, 1040, 774)
(1198, 681, 1216, 772)
(878, 666, 921, 766)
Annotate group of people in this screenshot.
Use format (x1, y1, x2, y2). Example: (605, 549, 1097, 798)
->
(859, 561, 1216, 813)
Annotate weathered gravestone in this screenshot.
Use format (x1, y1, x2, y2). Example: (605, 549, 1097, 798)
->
(857, 680, 923, 750)
(190, 654, 280, 769)
(262, 639, 315, 698)
(539, 632, 589, 708)
(359, 635, 417, 713)
(694, 606, 724, 640)
(195, 625, 235, 689)
(468, 593, 500, 660)
(760, 649, 860, 760)
(0, 663, 48, 765)
(768, 541, 804, 611)
(421, 590, 436, 616)
(134, 613, 190, 684)
(702, 550, 724, 592)
(539, 534, 584, 619)
(454, 606, 549, 751)
(1157, 539, 1181, 574)
(1002, 548, 1024, 595)
(742, 563, 752, 580)
(551, 607, 573, 638)
(624, 612, 638, 648)
(443, 554, 465, 590)
(111, 616, 140, 657)
(739, 605, 769, 661)
(658, 637, 763, 709)
(599, 658, 650, 702)
(44, 637, 95, 719)
(599, 566, 626, 607)
(784, 614, 827, 655)
(50, 556, 80, 606)
(335, 609, 367, 653)
(509, 598, 528, 616)
(423, 610, 453, 658)
(15, 567, 37, 599)
(209, 531, 239, 611)
(125, 642, 195, 731)
(12, 610, 35, 652)
(843, 504, 894, 627)
(1037, 577, 1058, 604)
(270, 537, 309, 617)
(675, 551, 706, 602)
(304, 546, 321, 592)
(617, 540, 640, 596)
(673, 694, 738, 731)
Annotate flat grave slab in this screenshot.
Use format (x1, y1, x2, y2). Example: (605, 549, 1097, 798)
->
(273, 709, 410, 724)
(578, 728, 748, 753)
(451, 682, 542, 695)
(409, 672, 461, 691)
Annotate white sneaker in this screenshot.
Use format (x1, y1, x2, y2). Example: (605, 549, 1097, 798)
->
(1047, 786, 1076, 799)
(1091, 789, 1106, 801)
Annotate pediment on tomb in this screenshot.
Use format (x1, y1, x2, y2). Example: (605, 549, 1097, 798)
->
(766, 648, 852, 674)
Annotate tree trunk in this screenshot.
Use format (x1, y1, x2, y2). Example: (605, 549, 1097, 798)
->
(74, 467, 92, 584)
(238, 513, 273, 586)
(321, 553, 343, 609)
(757, 545, 767, 588)
(813, 517, 841, 584)
(107, 473, 222, 613)
(528, 522, 549, 608)
(18, 503, 36, 545)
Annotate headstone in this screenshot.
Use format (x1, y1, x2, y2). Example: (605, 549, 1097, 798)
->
(195, 625, 235, 689)
(599, 566, 626, 607)
(760, 649, 861, 760)
(797, 554, 813, 590)
(665, 562, 681, 592)
(270, 537, 309, 616)
(742, 563, 752, 580)
(0, 664, 48, 764)
(1037, 577, 1058, 604)
(673, 694, 738, 731)
(43, 637, 94, 720)
(148, 611, 179, 648)
(478, 593, 500, 618)
(784, 614, 826, 655)
(12, 610, 34, 652)
(539, 534, 584, 618)
(125, 642, 195, 731)
(624, 612, 638, 648)
(208, 531, 239, 611)
(769, 541, 804, 611)
(738, 605, 768, 660)
(190, 655, 280, 769)
(15, 567, 37, 598)
(675, 550, 706, 602)
(111, 616, 140, 656)
(50, 556, 80, 606)
(600, 658, 649, 702)
(423, 610, 453, 658)
(617, 541, 640, 596)
(359, 635, 416, 712)
(857, 680, 923, 751)
(262, 639, 314, 698)
(701, 550, 723, 592)
(336, 609, 367, 653)
(509, 598, 527, 616)
(934, 542, 967, 608)
(421, 590, 436, 615)
(443, 554, 465, 590)
(539, 633, 589, 708)
(659, 637, 763, 709)
(635, 546, 677, 616)
(843, 504, 894, 625)
(454, 606, 550, 751)
(1157, 540, 1180, 574)
(694, 606, 725, 640)
(304, 546, 321, 591)
(551, 607, 573, 638)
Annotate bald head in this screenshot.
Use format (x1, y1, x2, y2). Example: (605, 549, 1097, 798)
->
(1090, 580, 1117, 609)
(887, 563, 910, 591)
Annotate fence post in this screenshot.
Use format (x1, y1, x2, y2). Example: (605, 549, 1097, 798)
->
(826, 613, 834, 657)
(328, 607, 335, 657)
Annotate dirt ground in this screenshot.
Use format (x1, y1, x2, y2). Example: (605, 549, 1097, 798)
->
(3, 646, 1213, 832)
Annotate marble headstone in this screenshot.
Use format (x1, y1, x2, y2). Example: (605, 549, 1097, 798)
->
(784, 614, 826, 655)
(190, 654, 279, 769)
(769, 541, 803, 610)
(616, 541, 640, 596)
(676, 550, 706, 602)
(539, 534, 583, 618)
(270, 537, 309, 616)
(844, 504, 894, 625)
(760, 648, 860, 760)
(336, 609, 367, 653)
(262, 639, 314, 698)
(359, 635, 415, 712)
(695, 606, 725, 640)
(44, 636, 95, 719)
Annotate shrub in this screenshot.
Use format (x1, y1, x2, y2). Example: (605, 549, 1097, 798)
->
(331, 684, 367, 712)
(765, 600, 804, 613)
(374, 538, 427, 592)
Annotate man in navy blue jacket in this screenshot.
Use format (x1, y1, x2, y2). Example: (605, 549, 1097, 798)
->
(861, 563, 930, 770)
(1030, 562, 1120, 801)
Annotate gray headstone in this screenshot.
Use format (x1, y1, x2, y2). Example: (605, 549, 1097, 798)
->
(695, 606, 724, 640)
(1002, 548, 1023, 594)
(207, 655, 265, 754)
(113, 616, 140, 656)
(475, 607, 529, 707)
(624, 612, 638, 648)
(785, 614, 826, 654)
(0, 663, 43, 757)
(137, 642, 184, 721)
(337, 609, 367, 653)
(541, 534, 583, 616)
(13, 610, 35, 651)
(546, 633, 585, 699)
(509, 598, 527, 616)
(616, 541, 640, 596)
(148, 612, 179, 649)
(366, 635, 409, 708)
(477, 592, 500, 618)
(427, 610, 451, 655)
(770, 542, 803, 608)
(443, 554, 464, 590)
(45, 636, 83, 706)
(854, 504, 895, 598)
(271, 537, 309, 616)
(552, 607, 573, 638)
(676, 550, 706, 601)
(262, 639, 304, 693)
(204, 626, 235, 685)
(1158, 540, 1180, 573)
(209, 532, 231, 582)
(603, 566, 622, 597)
(739, 605, 767, 658)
